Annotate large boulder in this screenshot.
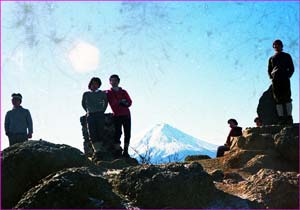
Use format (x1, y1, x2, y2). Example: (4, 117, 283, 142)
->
(242, 169, 299, 208)
(238, 133, 274, 150)
(1, 140, 92, 208)
(274, 124, 299, 163)
(257, 85, 279, 125)
(113, 162, 215, 208)
(15, 167, 123, 208)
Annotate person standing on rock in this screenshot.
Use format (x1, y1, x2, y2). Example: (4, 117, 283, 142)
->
(268, 39, 294, 125)
(216, 119, 242, 157)
(82, 77, 108, 160)
(106, 74, 132, 158)
(4, 93, 33, 146)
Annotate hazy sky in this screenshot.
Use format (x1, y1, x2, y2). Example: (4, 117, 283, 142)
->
(1, 1, 299, 151)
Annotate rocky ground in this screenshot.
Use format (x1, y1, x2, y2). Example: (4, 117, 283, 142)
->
(1, 123, 299, 209)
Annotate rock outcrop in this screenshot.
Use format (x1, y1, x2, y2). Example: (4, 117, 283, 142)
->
(1, 140, 91, 208)
(242, 169, 299, 208)
(15, 167, 123, 209)
(187, 123, 299, 209)
(1, 123, 299, 209)
(80, 113, 116, 158)
(111, 162, 215, 208)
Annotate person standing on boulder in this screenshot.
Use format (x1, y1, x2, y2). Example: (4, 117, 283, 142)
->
(82, 77, 108, 160)
(216, 119, 242, 157)
(5, 93, 33, 146)
(106, 74, 132, 158)
(268, 39, 294, 124)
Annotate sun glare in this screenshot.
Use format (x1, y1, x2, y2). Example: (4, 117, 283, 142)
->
(68, 41, 100, 73)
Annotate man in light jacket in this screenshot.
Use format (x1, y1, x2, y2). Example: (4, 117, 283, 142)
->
(5, 93, 33, 146)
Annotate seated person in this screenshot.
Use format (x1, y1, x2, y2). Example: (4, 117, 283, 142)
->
(216, 119, 242, 157)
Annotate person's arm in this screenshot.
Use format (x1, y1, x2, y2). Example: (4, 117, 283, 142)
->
(225, 129, 233, 147)
(82, 92, 87, 112)
(287, 54, 294, 78)
(102, 92, 108, 111)
(268, 57, 273, 79)
(124, 90, 132, 107)
(4, 112, 10, 136)
(26, 110, 33, 138)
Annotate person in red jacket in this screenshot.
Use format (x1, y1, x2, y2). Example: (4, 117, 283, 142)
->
(106, 74, 132, 158)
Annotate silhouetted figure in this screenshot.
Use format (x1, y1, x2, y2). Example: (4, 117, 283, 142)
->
(268, 39, 294, 124)
(106, 74, 132, 158)
(257, 85, 279, 125)
(254, 117, 263, 127)
(216, 119, 242, 157)
(5, 93, 33, 146)
(82, 77, 108, 160)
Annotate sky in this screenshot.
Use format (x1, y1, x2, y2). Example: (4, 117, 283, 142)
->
(1, 1, 299, 152)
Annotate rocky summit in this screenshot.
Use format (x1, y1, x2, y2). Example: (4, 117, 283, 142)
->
(1, 123, 299, 209)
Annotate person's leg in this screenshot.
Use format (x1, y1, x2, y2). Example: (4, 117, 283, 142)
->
(113, 116, 123, 158)
(216, 146, 229, 157)
(274, 79, 293, 124)
(122, 115, 131, 157)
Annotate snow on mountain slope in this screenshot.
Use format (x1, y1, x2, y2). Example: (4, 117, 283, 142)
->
(130, 123, 218, 164)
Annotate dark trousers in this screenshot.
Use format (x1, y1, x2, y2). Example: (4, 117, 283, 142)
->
(87, 112, 104, 143)
(113, 115, 131, 146)
(272, 78, 292, 104)
(216, 145, 230, 157)
(8, 133, 28, 146)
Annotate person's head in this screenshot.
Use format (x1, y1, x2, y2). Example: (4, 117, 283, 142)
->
(88, 77, 101, 91)
(273, 39, 283, 53)
(227, 118, 238, 128)
(109, 74, 120, 88)
(254, 117, 263, 127)
(11, 93, 22, 107)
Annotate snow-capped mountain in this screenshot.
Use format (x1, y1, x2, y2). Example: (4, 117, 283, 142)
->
(129, 123, 218, 164)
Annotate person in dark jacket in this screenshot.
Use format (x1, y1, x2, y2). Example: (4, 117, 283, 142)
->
(268, 39, 294, 124)
(216, 119, 242, 157)
(106, 74, 132, 158)
(82, 77, 108, 160)
(5, 93, 33, 146)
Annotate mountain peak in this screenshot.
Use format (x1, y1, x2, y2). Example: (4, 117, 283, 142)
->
(131, 123, 218, 163)
(154, 123, 172, 130)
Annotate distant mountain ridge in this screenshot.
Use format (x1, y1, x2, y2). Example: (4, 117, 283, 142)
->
(130, 123, 218, 164)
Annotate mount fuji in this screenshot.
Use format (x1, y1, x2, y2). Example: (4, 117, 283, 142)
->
(129, 123, 218, 164)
